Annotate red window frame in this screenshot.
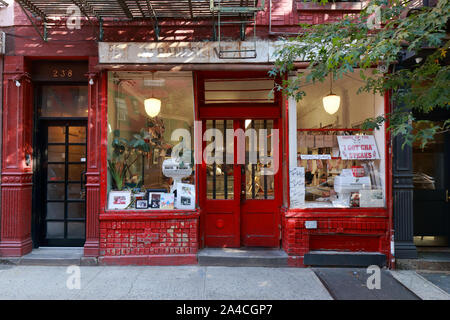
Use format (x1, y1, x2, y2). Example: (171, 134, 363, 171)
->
(285, 91, 392, 217)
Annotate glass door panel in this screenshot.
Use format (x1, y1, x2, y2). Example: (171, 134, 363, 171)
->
(245, 119, 275, 200)
(413, 122, 450, 247)
(41, 121, 87, 246)
(206, 120, 234, 200)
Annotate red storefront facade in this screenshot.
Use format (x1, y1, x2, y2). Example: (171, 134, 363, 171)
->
(0, 1, 393, 267)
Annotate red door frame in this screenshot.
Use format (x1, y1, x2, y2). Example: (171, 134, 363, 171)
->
(197, 71, 283, 248)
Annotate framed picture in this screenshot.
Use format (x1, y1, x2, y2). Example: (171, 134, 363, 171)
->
(135, 199, 148, 209)
(148, 192, 163, 209)
(160, 193, 175, 210)
(108, 191, 131, 210)
(175, 183, 195, 210)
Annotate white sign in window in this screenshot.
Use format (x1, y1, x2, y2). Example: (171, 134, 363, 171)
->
(337, 135, 380, 160)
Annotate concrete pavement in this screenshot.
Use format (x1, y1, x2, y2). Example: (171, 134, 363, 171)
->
(0, 264, 449, 300)
(0, 265, 332, 300)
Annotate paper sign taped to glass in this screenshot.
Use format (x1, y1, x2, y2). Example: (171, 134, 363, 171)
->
(289, 167, 305, 208)
(359, 189, 384, 207)
(337, 135, 380, 160)
(176, 183, 195, 210)
(300, 154, 331, 160)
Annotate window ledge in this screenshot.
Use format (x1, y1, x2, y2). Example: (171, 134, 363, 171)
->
(100, 210, 200, 220)
(296, 2, 366, 11)
(285, 207, 388, 218)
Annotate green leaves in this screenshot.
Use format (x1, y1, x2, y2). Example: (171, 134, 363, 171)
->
(108, 159, 126, 191)
(272, 0, 450, 147)
(109, 128, 153, 190)
(129, 129, 152, 153)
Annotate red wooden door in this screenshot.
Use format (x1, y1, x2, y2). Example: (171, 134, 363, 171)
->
(240, 119, 281, 247)
(201, 119, 281, 248)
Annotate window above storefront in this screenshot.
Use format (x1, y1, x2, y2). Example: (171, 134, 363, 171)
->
(204, 78, 275, 104)
(40, 85, 88, 118)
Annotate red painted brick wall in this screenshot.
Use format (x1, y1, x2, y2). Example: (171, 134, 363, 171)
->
(99, 218, 198, 265)
(282, 212, 391, 267)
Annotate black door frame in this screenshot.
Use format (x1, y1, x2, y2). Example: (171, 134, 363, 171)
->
(32, 83, 88, 247)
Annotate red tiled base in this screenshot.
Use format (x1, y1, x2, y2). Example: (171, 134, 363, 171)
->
(282, 211, 392, 268)
(99, 215, 199, 263)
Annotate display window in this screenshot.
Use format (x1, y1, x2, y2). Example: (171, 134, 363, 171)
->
(107, 71, 196, 210)
(290, 71, 386, 209)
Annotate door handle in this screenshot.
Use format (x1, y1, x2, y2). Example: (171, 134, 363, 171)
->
(446, 190, 449, 203)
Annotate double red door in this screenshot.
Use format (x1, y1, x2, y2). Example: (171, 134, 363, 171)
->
(200, 118, 282, 248)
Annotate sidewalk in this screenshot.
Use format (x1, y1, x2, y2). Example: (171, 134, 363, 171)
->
(0, 264, 449, 300)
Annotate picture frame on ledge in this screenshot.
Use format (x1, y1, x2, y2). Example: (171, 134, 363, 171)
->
(108, 190, 132, 210)
(148, 192, 163, 209)
(160, 193, 175, 210)
(135, 199, 148, 209)
(175, 183, 195, 210)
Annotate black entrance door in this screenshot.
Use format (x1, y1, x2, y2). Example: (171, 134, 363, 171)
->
(36, 120, 87, 246)
(413, 109, 450, 247)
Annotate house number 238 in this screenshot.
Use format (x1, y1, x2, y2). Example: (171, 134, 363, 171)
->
(52, 69, 73, 78)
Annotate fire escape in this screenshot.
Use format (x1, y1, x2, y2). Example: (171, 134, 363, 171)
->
(14, 0, 266, 58)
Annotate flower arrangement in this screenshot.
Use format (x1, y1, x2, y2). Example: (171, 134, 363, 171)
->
(108, 117, 173, 191)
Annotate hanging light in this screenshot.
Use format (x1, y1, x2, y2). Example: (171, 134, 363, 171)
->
(144, 98, 161, 117)
(323, 75, 340, 115)
(144, 72, 161, 118)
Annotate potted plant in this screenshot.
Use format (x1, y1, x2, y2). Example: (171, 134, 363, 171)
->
(108, 129, 151, 190)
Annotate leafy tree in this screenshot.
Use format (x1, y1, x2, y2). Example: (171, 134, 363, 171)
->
(271, 0, 450, 147)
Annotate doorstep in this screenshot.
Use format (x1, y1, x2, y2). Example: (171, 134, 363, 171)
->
(304, 251, 387, 267)
(396, 249, 450, 271)
(0, 247, 98, 266)
(197, 248, 289, 267)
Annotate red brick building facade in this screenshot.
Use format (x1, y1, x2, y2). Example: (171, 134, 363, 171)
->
(0, 1, 393, 267)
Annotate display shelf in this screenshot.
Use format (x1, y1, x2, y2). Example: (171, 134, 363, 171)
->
(100, 209, 199, 220)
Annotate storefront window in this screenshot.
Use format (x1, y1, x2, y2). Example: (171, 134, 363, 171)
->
(290, 71, 386, 208)
(107, 71, 195, 210)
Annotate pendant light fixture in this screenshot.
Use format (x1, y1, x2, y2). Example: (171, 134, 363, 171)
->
(322, 74, 340, 115)
(144, 72, 161, 118)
